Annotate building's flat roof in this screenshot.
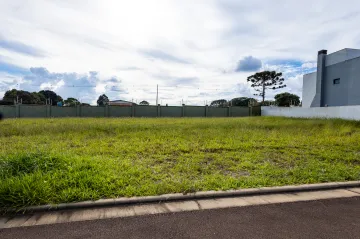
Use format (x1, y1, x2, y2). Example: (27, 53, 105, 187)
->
(326, 48, 360, 57)
(303, 71, 317, 76)
(109, 100, 134, 103)
(325, 48, 360, 66)
(303, 48, 360, 76)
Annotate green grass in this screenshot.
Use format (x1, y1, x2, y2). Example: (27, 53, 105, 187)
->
(1, 117, 360, 211)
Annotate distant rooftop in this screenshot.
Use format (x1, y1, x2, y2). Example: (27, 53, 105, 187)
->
(109, 100, 134, 103)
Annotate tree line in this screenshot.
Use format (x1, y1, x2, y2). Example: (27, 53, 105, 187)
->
(210, 70, 300, 107)
(0, 89, 91, 106)
(210, 92, 300, 107)
(0, 90, 149, 107)
(1, 70, 300, 107)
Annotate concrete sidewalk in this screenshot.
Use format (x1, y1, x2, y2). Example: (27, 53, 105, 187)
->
(1, 197, 360, 239)
(1, 187, 359, 229)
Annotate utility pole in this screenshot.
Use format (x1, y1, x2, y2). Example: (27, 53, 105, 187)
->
(156, 84, 159, 105)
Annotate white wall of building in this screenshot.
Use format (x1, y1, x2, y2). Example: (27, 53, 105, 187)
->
(261, 106, 360, 120)
(302, 72, 317, 108)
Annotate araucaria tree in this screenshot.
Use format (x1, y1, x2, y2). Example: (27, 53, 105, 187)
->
(247, 71, 286, 103)
(97, 94, 109, 106)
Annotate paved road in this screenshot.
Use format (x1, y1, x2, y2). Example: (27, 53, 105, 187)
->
(1, 197, 359, 239)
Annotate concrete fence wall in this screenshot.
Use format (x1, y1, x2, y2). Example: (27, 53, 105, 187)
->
(261, 106, 360, 120)
(51, 106, 77, 117)
(207, 107, 228, 117)
(19, 105, 47, 118)
(184, 106, 206, 117)
(160, 106, 182, 117)
(134, 105, 158, 117)
(0, 105, 16, 118)
(109, 106, 132, 117)
(81, 106, 106, 117)
(0, 105, 260, 119)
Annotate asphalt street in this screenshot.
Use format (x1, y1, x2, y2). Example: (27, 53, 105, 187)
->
(1, 197, 359, 239)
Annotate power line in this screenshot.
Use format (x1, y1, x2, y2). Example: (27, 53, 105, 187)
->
(6, 83, 250, 103)
(29, 84, 96, 88)
(25, 83, 246, 87)
(22, 84, 245, 92)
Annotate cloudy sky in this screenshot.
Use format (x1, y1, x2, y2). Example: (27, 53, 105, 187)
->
(1, 0, 360, 105)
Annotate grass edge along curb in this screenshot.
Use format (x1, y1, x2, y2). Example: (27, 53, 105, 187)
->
(5, 181, 360, 215)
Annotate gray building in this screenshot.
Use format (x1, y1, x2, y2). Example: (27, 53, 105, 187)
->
(303, 48, 360, 107)
(108, 100, 136, 106)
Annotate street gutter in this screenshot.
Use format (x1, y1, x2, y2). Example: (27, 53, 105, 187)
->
(4, 181, 360, 215)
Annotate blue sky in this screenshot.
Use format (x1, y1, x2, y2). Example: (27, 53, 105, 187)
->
(1, 0, 359, 105)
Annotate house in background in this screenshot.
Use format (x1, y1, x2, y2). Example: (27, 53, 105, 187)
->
(303, 48, 360, 108)
(108, 100, 136, 107)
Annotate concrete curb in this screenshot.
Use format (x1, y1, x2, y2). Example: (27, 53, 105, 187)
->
(6, 181, 360, 214)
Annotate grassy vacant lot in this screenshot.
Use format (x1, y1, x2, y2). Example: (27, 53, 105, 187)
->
(1, 117, 360, 210)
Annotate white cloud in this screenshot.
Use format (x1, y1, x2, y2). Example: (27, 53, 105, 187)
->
(40, 79, 65, 91)
(94, 83, 107, 95)
(1, 0, 360, 104)
(301, 62, 317, 69)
